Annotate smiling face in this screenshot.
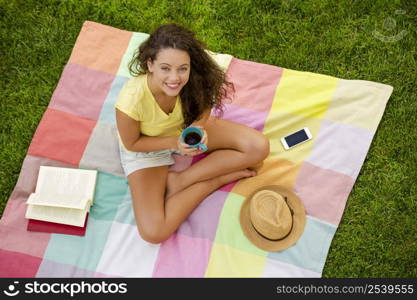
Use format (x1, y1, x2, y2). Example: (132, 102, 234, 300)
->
(147, 48, 191, 98)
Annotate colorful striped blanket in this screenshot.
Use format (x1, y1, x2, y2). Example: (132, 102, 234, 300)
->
(0, 21, 393, 277)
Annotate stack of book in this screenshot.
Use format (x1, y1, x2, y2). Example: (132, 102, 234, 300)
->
(25, 166, 98, 236)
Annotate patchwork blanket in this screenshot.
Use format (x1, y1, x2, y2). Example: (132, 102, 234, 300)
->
(0, 21, 393, 277)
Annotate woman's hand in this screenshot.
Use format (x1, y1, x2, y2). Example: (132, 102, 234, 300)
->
(193, 125, 208, 147)
(177, 139, 201, 156)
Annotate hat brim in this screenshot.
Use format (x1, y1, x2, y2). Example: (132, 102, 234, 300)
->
(240, 185, 306, 252)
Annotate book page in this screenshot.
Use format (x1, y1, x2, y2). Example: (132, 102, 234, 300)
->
(35, 166, 97, 206)
(27, 193, 91, 209)
(25, 203, 89, 227)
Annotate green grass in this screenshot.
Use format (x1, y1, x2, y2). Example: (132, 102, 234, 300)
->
(1, 0, 416, 277)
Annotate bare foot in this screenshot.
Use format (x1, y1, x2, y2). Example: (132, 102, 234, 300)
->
(214, 168, 256, 188)
(166, 169, 257, 198)
(248, 161, 264, 172)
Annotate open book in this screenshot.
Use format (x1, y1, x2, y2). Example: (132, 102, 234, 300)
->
(25, 166, 98, 227)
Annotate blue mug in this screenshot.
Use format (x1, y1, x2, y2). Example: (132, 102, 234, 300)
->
(180, 126, 208, 152)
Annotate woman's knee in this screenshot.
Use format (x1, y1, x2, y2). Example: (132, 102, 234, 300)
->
(243, 132, 270, 162)
(136, 220, 169, 244)
(131, 198, 169, 244)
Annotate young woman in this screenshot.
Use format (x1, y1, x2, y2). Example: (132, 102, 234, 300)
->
(115, 24, 269, 244)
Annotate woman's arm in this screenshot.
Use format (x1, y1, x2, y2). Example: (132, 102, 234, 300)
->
(116, 109, 177, 152)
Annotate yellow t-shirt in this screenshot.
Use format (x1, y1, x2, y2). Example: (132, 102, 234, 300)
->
(115, 74, 184, 137)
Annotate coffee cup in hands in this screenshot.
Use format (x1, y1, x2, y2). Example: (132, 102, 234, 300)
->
(180, 126, 208, 152)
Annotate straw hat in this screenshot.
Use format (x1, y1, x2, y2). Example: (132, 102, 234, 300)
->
(240, 185, 306, 252)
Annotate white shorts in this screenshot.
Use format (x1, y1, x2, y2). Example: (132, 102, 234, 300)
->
(118, 141, 181, 176)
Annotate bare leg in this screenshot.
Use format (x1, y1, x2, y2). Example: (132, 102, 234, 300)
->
(129, 165, 255, 244)
(166, 118, 269, 197)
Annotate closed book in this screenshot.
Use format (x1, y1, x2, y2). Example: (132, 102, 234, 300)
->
(27, 214, 89, 236)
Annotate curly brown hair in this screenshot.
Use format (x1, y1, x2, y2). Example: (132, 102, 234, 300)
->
(128, 24, 234, 128)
